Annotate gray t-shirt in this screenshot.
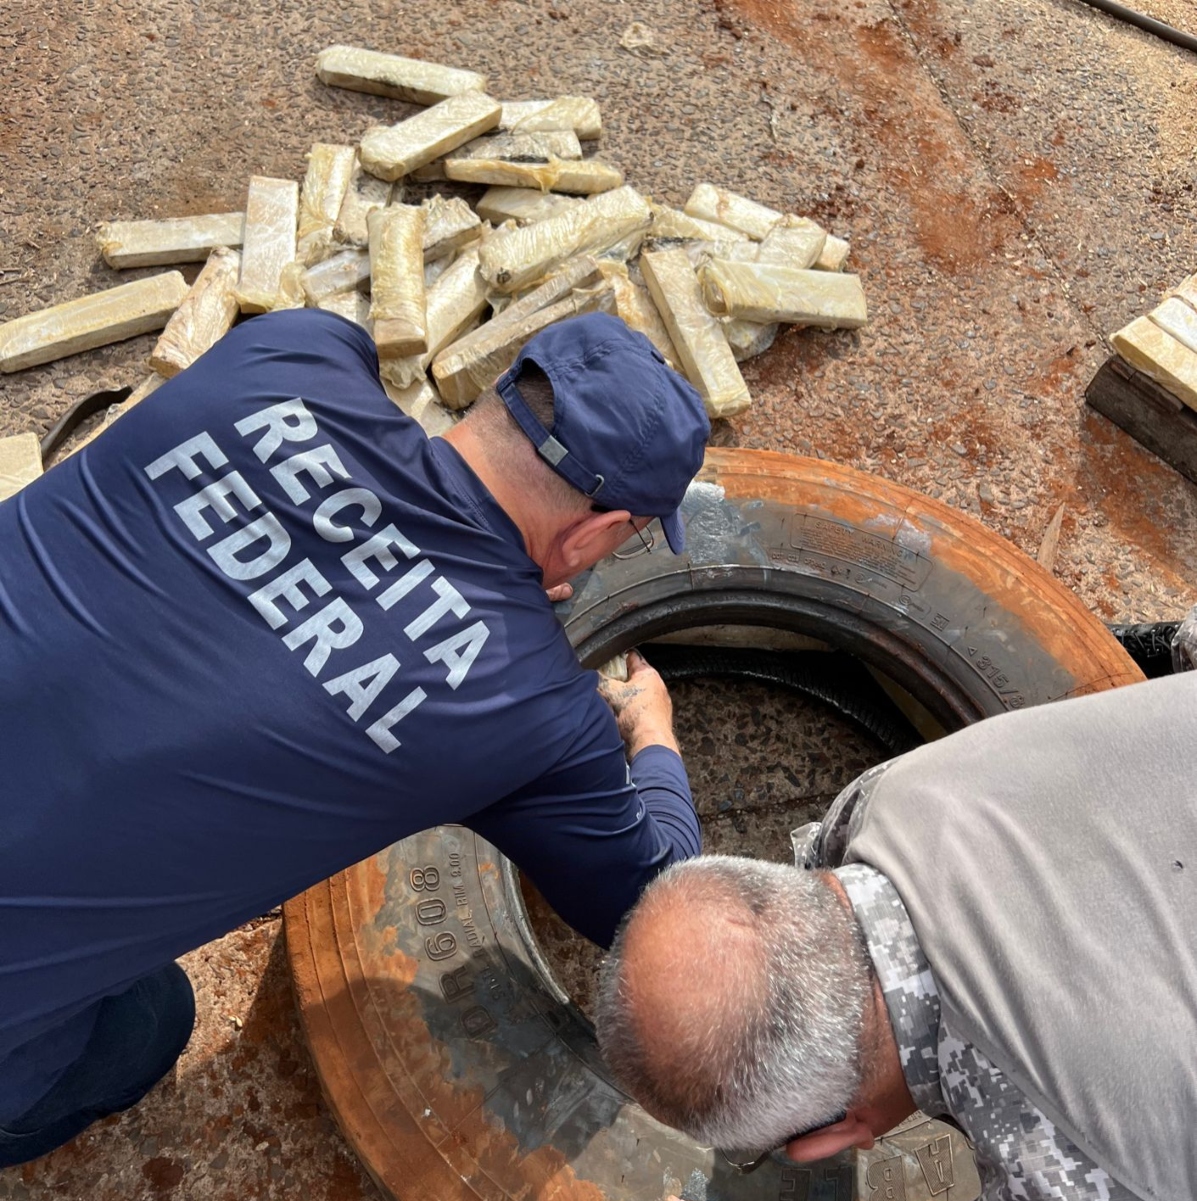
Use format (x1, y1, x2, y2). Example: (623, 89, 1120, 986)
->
(811, 673, 1196, 1201)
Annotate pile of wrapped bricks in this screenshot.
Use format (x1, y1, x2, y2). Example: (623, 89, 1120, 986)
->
(1110, 274, 1197, 410)
(0, 46, 868, 500)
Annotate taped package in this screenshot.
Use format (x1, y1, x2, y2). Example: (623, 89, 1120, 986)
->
(445, 156, 623, 195)
(1112, 317, 1197, 410)
(699, 260, 868, 329)
(301, 248, 370, 306)
(318, 290, 372, 329)
(150, 246, 241, 377)
(0, 432, 42, 502)
(432, 256, 605, 407)
(756, 217, 827, 270)
(359, 91, 501, 182)
(684, 183, 782, 241)
(1151, 297, 1197, 354)
(649, 203, 743, 245)
(297, 143, 356, 266)
(597, 260, 678, 366)
(368, 205, 427, 358)
(475, 186, 581, 226)
(433, 282, 614, 409)
(509, 96, 602, 140)
(334, 156, 394, 248)
(422, 195, 482, 261)
(723, 318, 779, 362)
(0, 272, 188, 373)
(382, 377, 459, 437)
(272, 262, 308, 311)
(478, 185, 651, 292)
(378, 248, 488, 389)
(424, 255, 454, 290)
(411, 130, 582, 182)
(668, 238, 759, 271)
(236, 175, 299, 314)
(640, 248, 750, 417)
(96, 212, 245, 269)
(315, 45, 487, 105)
(816, 235, 851, 272)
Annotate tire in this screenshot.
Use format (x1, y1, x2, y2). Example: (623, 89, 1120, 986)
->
(284, 450, 1140, 1201)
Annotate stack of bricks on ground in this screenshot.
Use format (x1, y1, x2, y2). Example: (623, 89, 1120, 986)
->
(1111, 274, 1197, 411)
(0, 45, 868, 502)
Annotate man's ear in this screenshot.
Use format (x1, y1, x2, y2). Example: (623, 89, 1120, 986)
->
(558, 508, 631, 573)
(784, 1110, 875, 1163)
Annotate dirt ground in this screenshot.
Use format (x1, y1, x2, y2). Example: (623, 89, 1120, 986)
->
(2, 0, 1195, 1196)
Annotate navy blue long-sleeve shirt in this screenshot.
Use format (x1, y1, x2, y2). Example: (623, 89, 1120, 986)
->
(0, 310, 699, 1121)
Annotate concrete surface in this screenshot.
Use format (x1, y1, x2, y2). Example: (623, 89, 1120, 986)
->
(3, 0, 1196, 1195)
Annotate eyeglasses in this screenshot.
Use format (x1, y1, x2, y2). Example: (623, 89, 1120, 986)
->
(715, 1111, 847, 1175)
(716, 1146, 778, 1174)
(612, 519, 656, 559)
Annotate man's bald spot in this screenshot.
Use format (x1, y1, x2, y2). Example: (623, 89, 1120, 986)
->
(619, 869, 768, 1085)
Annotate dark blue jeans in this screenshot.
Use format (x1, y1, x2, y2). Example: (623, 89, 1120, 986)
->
(0, 963, 195, 1167)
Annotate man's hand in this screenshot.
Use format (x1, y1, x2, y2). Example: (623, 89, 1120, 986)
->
(545, 582, 573, 604)
(597, 649, 680, 758)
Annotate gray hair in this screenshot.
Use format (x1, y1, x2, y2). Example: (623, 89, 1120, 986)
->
(463, 374, 592, 520)
(595, 855, 872, 1153)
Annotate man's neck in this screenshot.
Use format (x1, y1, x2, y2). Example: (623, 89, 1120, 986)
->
(442, 422, 542, 561)
(823, 871, 918, 1134)
(855, 975, 919, 1135)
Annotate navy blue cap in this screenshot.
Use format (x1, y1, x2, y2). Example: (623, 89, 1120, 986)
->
(496, 313, 710, 553)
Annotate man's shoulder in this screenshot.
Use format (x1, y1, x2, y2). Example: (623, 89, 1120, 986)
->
(938, 1023, 1138, 1201)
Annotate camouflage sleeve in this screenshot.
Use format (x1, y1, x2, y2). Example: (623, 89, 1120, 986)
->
(794, 759, 899, 870)
(938, 1022, 1137, 1201)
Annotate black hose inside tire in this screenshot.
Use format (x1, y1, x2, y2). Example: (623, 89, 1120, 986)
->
(642, 643, 924, 757)
(1107, 621, 1182, 678)
(39, 387, 133, 462)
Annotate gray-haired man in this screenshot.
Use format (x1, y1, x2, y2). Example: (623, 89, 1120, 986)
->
(596, 672, 1197, 1201)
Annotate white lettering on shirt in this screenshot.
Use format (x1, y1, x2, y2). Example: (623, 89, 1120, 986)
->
(146, 402, 495, 755)
(270, 444, 350, 504)
(376, 559, 434, 610)
(173, 471, 261, 541)
(248, 558, 331, 630)
(323, 654, 401, 721)
(282, 597, 364, 676)
(247, 557, 328, 634)
(314, 487, 382, 542)
(234, 398, 318, 463)
(145, 431, 228, 481)
(424, 621, 490, 689)
(403, 577, 469, 640)
(365, 687, 428, 753)
(208, 513, 292, 581)
(341, 524, 419, 590)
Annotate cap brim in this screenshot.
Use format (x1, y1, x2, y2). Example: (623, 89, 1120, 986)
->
(661, 509, 686, 555)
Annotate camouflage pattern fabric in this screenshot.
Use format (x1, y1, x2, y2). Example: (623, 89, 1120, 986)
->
(833, 861, 1136, 1201)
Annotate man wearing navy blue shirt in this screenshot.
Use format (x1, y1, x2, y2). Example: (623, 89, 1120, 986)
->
(0, 308, 709, 1165)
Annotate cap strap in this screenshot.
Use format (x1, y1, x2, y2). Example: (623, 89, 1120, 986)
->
(497, 370, 606, 499)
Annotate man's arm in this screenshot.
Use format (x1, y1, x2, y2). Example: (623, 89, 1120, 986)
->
(595, 649, 681, 758)
(466, 651, 699, 947)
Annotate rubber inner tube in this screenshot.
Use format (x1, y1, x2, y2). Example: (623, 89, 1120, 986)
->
(1072, 0, 1197, 56)
(642, 643, 923, 757)
(39, 386, 133, 462)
